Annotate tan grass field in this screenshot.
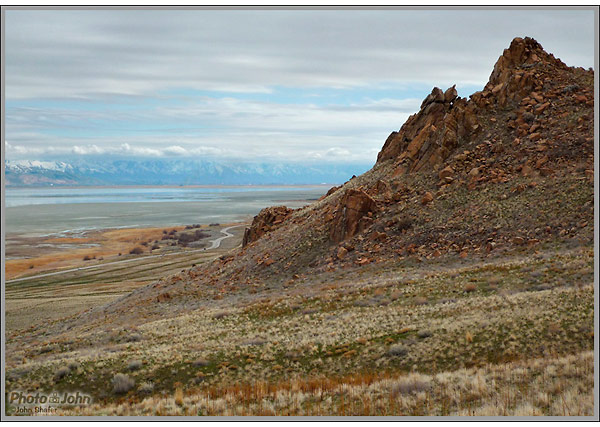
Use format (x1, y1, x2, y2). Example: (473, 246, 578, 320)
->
(5, 226, 190, 280)
(4, 224, 246, 333)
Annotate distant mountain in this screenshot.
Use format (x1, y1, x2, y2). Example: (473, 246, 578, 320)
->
(4, 158, 372, 186)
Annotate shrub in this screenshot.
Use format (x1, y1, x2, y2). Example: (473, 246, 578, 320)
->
(387, 345, 408, 357)
(392, 378, 431, 395)
(193, 358, 210, 367)
(54, 366, 70, 380)
(112, 373, 135, 394)
(127, 360, 143, 371)
(212, 311, 230, 320)
(417, 330, 432, 339)
(174, 387, 184, 406)
(176, 230, 210, 246)
(126, 333, 142, 342)
(414, 296, 428, 305)
(129, 246, 144, 255)
(151, 244, 160, 250)
(464, 283, 477, 293)
(138, 382, 154, 394)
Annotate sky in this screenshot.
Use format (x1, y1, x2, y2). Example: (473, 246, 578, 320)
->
(3, 8, 596, 165)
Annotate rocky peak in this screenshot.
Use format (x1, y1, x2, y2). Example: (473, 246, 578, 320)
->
(375, 37, 573, 173)
(487, 37, 564, 89)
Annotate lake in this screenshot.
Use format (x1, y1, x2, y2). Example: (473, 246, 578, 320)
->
(4, 185, 330, 237)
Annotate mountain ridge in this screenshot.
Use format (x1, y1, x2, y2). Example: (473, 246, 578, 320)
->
(4, 158, 372, 186)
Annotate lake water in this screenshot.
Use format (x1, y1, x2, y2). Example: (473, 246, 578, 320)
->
(4, 186, 329, 237)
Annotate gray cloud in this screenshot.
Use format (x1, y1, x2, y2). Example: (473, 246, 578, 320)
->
(5, 9, 595, 99)
(3, 8, 596, 164)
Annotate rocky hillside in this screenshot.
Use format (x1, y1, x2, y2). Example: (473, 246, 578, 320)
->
(81, 36, 594, 321)
(9, 34, 595, 338)
(5, 37, 594, 416)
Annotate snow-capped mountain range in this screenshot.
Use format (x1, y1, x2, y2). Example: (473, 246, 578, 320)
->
(4, 158, 372, 186)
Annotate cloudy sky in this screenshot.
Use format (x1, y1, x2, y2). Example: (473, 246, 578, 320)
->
(3, 8, 596, 165)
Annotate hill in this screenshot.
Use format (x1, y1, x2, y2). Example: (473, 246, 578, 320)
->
(4, 37, 595, 416)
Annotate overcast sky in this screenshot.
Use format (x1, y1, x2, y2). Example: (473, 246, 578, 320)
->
(3, 8, 596, 164)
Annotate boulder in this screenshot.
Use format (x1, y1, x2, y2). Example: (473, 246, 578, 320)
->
(438, 165, 454, 181)
(421, 192, 434, 205)
(329, 189, 378, 243)
(337, 246, 348, 260)
(444, 85, 458, 103)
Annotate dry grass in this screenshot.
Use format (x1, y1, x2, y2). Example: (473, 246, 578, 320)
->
(55, 351, 594, 416)
(4, 246, 594, 417)
(5, 226, 186, 280)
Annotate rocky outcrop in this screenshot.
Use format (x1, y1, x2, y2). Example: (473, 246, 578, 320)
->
(376, 37, 570, 175)
(329, 189, 378, 243)
(376, 85, 480, 173)
(242, 206, 294, 247)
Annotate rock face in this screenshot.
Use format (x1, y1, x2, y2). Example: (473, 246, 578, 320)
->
(329, 189, 378, 243)
(377, 85, 480, 172)
(376, 37, 568, 174)
(242, 206, 294, 247)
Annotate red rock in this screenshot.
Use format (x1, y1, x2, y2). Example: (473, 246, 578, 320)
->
(325, 185, 341, 197)
(421, 192, 434, 205)
(438, 165, 454, 180)
(535, 155, 549, 169)
(156, 292, 171, 303)
(491, 83, 505, 94)
(243, 206, 294, 247)
(337, 246, 348, 260)
(369, 231, 387, 242)
(468, 167, 480, 179)
(444, 85, 458, 103)
(512, 237, 525, 245)
(535, 102, 550, 114)
(521, 165, 533, 176)
(329, 189, 378, 242)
